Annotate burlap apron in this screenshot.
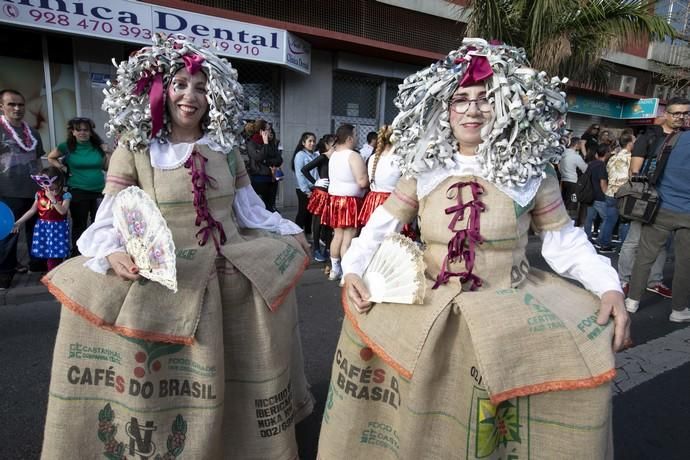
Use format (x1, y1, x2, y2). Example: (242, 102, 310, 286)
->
(318, 173, 616, 459)
(41, 145, 312, 459)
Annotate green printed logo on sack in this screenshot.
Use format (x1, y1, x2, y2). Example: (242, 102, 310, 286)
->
(274, 245, 299, 273)
(69, 342, 122, 364)
(97, 403, 187, 460)
(524, 293, 565, 333)
(476, 398, 521, 458)
(360, 421, 400, 458)
(577, 313, 608, 341)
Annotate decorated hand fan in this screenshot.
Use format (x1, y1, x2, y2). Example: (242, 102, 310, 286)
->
(362, 233, 426, 304)
(113, 186, 177, 292)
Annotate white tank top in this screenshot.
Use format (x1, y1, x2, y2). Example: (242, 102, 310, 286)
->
(328, 149, 365, 197)
(368, 153, 401, 193)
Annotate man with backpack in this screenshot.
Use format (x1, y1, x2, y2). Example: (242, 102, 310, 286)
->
(582, 144, 615, 252)
(625, 97, 690, 321)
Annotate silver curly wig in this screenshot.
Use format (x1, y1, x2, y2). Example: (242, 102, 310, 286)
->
(102, 34, 244, 153)
(391, 38, 568, 187)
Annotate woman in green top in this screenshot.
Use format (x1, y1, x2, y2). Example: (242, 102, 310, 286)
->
(47, 117, 110, 255)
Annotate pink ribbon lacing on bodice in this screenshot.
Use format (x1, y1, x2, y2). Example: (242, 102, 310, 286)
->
(433, 180, 485, 291)
(185, 149, 226, 253)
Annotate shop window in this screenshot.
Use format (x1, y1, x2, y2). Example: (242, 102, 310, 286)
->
(332, 72, 380, 145)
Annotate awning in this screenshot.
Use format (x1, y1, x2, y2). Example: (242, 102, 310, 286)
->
(566, 93, 658, 119)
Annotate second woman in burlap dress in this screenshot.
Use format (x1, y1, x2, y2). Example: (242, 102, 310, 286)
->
(40, 37, 312, 459)
(317, 39, 630, 459)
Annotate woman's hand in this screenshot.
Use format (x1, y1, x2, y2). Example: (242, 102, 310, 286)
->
(344, 274, 373, 314)
(260, 129, 270, 144)
(292, 232, 311, 255)
(106, 252, 141, 281)
(597, 290, 631, 352)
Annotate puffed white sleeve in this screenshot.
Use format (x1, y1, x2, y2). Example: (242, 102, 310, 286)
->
(76, 195, 124, 274)
(540, 220, 623, 297)
(342, 206, 402, 277)
(233, 184, 303, 235)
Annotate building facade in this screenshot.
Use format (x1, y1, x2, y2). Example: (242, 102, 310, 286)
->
(1, 0, 686, 206)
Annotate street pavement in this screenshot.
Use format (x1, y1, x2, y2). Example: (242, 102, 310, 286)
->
(1, 236, 689, 459)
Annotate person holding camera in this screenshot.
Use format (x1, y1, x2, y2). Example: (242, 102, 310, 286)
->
(245, 119, 283, 211)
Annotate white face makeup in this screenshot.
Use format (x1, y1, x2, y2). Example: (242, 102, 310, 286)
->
(166, 68, 209, 139)
(449, 84, 493, 153)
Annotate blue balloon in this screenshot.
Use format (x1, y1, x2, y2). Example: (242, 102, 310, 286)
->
(0, 201, 14, 239)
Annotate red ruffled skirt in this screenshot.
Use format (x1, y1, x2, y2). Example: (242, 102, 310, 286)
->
(307, 187, 330, 216)
(357, 191, 391, 226)
(325, 195, 362, 228)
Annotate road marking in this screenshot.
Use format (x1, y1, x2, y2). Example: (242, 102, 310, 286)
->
(613, 326, 690, 395)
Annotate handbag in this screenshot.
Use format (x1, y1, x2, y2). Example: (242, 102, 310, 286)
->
(614, 130, 682, 224)
(614, 178, 660, 224)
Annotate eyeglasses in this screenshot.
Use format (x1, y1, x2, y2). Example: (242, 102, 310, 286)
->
(667, 111, 690, 118)
(449, 97, 492, 114)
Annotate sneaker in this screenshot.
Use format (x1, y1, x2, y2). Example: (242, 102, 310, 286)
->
(625, 298, 640, 313)
(328, 268, 342, 281)
(598, 246, 616, 254)
(669, 308, 690, 323)
(646, 283, 672, 299)
(621, 283, 630, 296)
(313, 250, 327, 263)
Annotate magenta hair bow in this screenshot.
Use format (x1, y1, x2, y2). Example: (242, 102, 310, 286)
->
(134, 72, 165, 139)
(183, 54, 205, 75)
(459, 55, 493, 87)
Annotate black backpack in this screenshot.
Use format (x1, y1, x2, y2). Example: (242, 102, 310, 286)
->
(575, 165, 595, 205)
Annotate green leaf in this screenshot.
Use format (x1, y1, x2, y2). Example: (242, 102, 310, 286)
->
(104, 453, 120, 460)
(173, 414, 188, 434)
(172, 446, 184, 456)
(99, 404, 114, 422)
(97, 431, 108, 443)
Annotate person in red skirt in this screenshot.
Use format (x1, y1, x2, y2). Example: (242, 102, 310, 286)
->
(357, 125, 400, 226)
(325, 124, 368, 281)
(302, 133, 335, 263)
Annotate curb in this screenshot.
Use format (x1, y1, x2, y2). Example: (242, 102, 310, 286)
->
(0, 284, 54, 306)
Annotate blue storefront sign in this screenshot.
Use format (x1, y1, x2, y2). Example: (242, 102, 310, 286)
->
(566, 94, 658, 119)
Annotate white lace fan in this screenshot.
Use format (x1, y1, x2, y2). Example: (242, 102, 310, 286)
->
(362, 233, 426, 304)
(113, 186, 177, 292)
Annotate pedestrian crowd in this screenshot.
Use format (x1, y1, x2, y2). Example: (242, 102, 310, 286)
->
(556, 97, 690, 322)
(0, 35, 688, 459)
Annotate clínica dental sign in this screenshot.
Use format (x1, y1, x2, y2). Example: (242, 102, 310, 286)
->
(0, 0, 311, 73)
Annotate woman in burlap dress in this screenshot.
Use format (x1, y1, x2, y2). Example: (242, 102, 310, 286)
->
(41, 36, 313, 459)
(318, 39, 630, 459)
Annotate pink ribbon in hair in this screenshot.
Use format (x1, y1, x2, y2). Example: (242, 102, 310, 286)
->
(183, 54, 205, 75)
(459, 55, 493, 87)
(134, 72, 165, 138)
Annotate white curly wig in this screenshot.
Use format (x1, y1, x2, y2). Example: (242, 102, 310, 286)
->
(102, 34, 244, 153)
(392, 38, 568, 187)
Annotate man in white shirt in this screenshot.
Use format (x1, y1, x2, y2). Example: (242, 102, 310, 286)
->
(558, 136, 587, 218)
(359, 131, 377, 163)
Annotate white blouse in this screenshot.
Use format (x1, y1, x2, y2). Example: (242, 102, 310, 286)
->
(368, 153, 401, 193)
(77, 140, 302, 274)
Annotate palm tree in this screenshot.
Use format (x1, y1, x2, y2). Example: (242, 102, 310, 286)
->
(465, 0, 676, 90)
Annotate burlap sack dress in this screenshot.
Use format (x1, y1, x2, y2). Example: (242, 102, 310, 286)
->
(318, 169, 617, 459)
(41, 144, 312, 459)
